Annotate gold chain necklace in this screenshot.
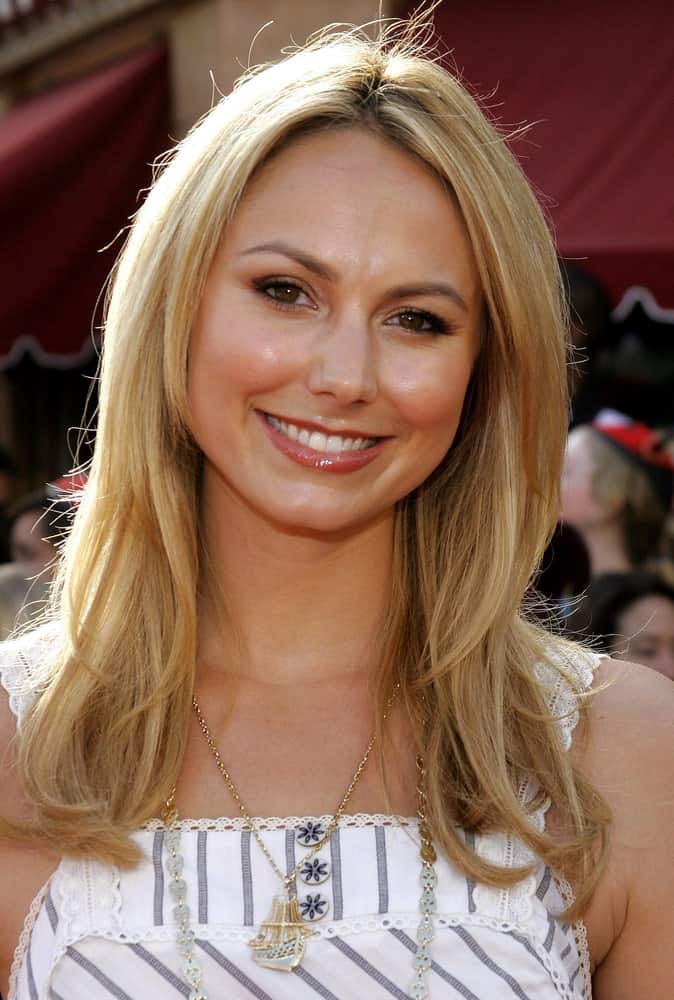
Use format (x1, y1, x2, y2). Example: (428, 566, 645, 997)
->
(192, 694, 380, 889)
(167, 688, 399, 971)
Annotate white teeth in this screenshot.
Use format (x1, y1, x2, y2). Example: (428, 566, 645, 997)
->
(265, 413, 376, 453)
(326, 435, 343, 453)
(308, 431, 327, 451)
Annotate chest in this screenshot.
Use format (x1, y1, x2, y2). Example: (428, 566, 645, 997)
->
(176, 694, 419, 820)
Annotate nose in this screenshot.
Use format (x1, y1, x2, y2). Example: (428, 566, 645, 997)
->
(306, 314, 378, 405)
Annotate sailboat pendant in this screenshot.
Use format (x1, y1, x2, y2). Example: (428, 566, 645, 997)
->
(249, 893, 315, 972)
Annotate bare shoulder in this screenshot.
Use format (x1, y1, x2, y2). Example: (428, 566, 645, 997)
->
(578, 657, 674, 999)
(580, 657, 674, 810)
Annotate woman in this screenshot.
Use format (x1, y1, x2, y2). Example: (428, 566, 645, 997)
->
(1, 22, 672, 1000)
(561, 417, 673, 576)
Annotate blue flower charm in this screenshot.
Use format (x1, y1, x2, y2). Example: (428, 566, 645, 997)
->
(296, 821, 327, 846)
(299, 893, 329, 921)
(299, 857, 330, 885)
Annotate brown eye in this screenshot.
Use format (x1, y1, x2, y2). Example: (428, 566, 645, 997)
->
(253, 278, 312, 307)
(390, 309, 448, 335)
(268, 282, 301, 304)
(399, 310, 428, 332)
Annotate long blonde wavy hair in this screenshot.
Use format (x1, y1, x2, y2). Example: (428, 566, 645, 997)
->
(9, 18, 609, 917)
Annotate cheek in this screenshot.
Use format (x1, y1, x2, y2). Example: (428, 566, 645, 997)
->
(188, 318, 298, 409)
(561, 462, 600, 522)
(386, 352, 473, 440)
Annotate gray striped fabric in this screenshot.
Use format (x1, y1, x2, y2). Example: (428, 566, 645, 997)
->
(152, 831, 164, 927)
(241, 829, 255, 927)
(12, 821, 588, 1000)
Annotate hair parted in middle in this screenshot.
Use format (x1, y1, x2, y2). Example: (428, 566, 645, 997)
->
(12, 18, 608, 917)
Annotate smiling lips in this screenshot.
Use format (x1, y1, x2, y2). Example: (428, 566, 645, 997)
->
(259, 410, 387, 472)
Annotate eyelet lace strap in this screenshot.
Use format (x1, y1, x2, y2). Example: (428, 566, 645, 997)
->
(0, 623, 61, 724)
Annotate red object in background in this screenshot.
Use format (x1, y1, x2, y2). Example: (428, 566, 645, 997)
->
(593, 415, 674, 470)
(0, 42, 170, 367)
(402, 0, 674, 309)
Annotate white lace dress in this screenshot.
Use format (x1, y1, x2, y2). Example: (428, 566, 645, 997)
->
(2, 627, 598, 1000)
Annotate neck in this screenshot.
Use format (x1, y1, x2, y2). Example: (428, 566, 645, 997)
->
(579, 518, 632, 575)
(197, 488, 395, 688)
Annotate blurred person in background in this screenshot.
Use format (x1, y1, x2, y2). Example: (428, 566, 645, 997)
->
(561, 414, 674, 576)
(0, 563, 50, 641)
(8, 487, 59, 575)
(567, 571, 674, 681)
(7, 476, 82, 578)
(0, 478, 83, 639)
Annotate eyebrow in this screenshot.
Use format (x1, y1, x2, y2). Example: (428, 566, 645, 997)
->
(238, 241, 469, 312)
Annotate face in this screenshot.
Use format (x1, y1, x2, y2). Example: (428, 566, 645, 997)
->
(10, 510, 55, 573)
(561, 427, 613, 528)
(188, 127, 481, 535)
(614, 594, 674, 681)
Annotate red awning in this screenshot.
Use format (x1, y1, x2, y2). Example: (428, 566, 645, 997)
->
(403, 0, 674, 308)
(0, 41, 169, 367)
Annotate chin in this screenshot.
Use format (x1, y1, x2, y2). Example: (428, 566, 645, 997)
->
(260, 498, 390, 538)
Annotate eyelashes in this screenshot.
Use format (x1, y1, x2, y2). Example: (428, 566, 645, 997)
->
(253, 278, 312, 309)
(392, 308, 450, 336)
(252, 277, 454, 336)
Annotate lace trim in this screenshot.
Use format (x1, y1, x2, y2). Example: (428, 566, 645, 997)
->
(556, 875, 592, 1000)
(49, 912, 425, 950)
(473, 646, 602, 928)
(0, 623, 61, 724)
(8, 877, 50, 1000)
(538, 646, 604, 751)
(57, 857, 122, 940)
(44, 912, 582, 997)
(140, 812, 416, 832)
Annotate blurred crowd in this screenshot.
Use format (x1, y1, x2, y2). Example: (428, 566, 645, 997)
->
(0, 465, 79, 639)
(1, 263, 673, 682)
(536, 264, 674, 681)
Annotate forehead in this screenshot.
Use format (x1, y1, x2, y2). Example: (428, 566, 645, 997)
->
(222, 126, 479, 302)
(619, 594, 674, 634)
(12, 509, 42, 533)
(565, 428, 596, 466)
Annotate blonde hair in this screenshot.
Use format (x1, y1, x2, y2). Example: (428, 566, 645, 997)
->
(8, 19, 608, 917)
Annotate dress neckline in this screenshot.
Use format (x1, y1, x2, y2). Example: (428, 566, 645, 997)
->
(139, 811, 417, 832)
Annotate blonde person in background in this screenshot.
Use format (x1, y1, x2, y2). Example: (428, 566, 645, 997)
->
(561, 415, 674, 577)
(0, 16, 672, 1000)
